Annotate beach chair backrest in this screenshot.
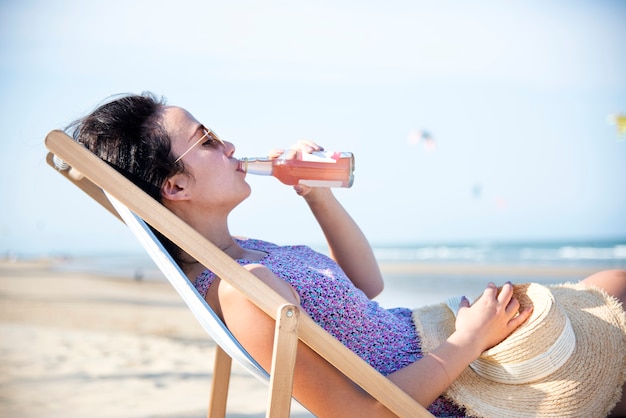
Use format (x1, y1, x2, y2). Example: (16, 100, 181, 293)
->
(45, 129, 433, 418)
(104, 191, 269, 381)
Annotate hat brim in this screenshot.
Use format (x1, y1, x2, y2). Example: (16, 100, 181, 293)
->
(413, 282, 626, 418)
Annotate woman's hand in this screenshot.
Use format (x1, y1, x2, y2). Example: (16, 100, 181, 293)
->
(451, 282, 533, 358)
(268, 140, 327, 197)
(388, 282, 532, 406)
(268, 139, 323, 159)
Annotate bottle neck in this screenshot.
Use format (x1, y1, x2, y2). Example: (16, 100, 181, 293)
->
(239, 157, 273, 176)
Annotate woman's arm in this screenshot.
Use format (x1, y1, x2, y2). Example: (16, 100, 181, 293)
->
(270, 141, 384, 298)
(212, 267, 532, 416)
(301, 187, 384, 298)
(388, 282, 533, 406)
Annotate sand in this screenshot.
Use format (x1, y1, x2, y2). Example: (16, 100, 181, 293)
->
(0, 260, 313, 418)
(0, 259, 613, 417)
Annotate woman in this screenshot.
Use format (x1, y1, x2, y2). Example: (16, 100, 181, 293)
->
(69, 92, 626, 417)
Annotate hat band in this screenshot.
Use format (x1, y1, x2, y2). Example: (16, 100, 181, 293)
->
(471, 316, 575, 384)
(445, 296, 576, 384)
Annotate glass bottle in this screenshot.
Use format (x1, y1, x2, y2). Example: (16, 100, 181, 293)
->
(239, 151, 354, 188)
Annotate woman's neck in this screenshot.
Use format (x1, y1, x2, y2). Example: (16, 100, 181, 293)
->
(179, 234, 241, 276)
(168, 203, 266, 273)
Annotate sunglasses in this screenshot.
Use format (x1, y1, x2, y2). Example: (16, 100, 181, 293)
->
(174, 127, 225, 164)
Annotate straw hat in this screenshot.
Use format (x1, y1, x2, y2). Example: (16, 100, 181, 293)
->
(412, 282, 626, 418)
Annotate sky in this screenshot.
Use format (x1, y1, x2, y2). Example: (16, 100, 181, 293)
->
(1, 0, 625, 257)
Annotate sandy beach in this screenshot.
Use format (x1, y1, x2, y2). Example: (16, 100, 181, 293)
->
(0, 258, 618, 417)
(0, 260, 313, 418)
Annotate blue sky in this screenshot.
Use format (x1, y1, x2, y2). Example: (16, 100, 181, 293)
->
(1, 0, 625, 256)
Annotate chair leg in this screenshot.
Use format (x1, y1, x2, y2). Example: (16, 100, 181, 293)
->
(266, 304, 300, 418)
(207, 345, 232, 418)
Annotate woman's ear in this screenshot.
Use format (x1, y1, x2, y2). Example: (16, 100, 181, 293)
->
(161, 173, 189, 202)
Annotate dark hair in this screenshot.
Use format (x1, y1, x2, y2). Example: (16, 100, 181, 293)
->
(67, 92, 185, 264)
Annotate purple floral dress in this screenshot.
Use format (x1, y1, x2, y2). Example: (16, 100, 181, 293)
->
(193, 238, 465, 417)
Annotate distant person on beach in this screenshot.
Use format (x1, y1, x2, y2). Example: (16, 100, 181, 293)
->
(67, 92, 626, 417)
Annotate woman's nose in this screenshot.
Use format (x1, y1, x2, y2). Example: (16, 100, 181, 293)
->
(224, 141, 235, 157)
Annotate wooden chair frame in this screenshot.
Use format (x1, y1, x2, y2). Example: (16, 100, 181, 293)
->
(45, 130, 433, 417)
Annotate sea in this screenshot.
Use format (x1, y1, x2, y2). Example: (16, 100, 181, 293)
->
(371, 239, 626, 308)
(49, 239, 626, 309)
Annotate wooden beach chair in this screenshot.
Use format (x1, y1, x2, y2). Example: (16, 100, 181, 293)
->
(45, 129, 434, 418)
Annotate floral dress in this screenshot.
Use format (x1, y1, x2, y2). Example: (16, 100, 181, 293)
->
(193, 238, 465, 417)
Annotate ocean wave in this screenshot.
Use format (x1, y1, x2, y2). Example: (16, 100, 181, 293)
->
(373, 243, 626, 264)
